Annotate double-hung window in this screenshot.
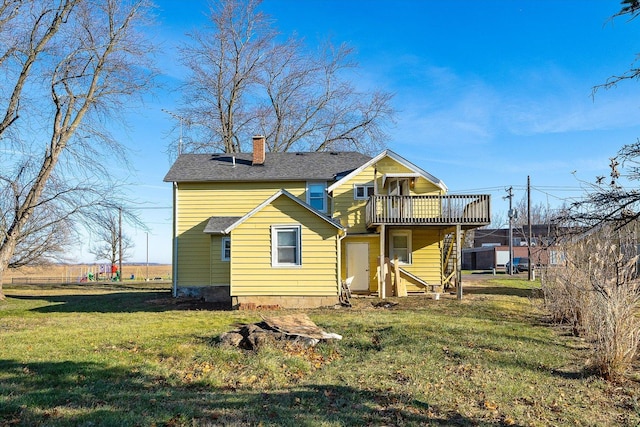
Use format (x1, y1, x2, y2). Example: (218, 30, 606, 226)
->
(307, 182, 327, 213)
(272, 225, 302, 266)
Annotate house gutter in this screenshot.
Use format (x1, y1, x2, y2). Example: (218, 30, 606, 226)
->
(328, 188, 347, 299)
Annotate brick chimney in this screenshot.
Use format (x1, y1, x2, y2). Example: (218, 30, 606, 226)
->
(252, 135, 266, 165)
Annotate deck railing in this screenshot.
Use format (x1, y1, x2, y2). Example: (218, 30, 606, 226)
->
(365, 194, 491, 226)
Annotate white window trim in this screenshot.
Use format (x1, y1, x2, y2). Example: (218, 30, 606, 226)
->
(271, 225, 302, 267)
(353, 183, 375, 200)
(390, 230, 412, 265)
(221, 237, 230, 261)
(306, 181, 327, 213)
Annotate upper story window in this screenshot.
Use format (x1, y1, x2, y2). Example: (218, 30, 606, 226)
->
(354, 184, 375, 200)
(272, 225, 302, 267)
(221, 237, 230, 261)
(387, 178, 409, 196)
(307, 182, 327, 213)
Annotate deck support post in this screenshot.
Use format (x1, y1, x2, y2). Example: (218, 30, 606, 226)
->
(456, 224, 463, 300)
(379, 224, 386, 299)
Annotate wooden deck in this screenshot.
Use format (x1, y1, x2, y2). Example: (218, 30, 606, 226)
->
(365, 194, 491, 228)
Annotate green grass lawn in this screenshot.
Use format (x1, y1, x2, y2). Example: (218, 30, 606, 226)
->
(0, 279, 638, 426)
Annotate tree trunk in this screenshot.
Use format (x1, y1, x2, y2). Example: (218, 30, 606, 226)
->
(0, 1, 155, 298)
(0, 236, 19, 300)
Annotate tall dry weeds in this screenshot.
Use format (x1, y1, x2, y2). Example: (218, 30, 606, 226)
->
(542, 226, 640, 380)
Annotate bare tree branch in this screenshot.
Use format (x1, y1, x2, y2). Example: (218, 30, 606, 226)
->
(0, 0, 79, 138)
(593, 0, 640, 94)
(175, 0, 394, 155)
(88, 212, 133, 265)
(0, 0, 157, 298)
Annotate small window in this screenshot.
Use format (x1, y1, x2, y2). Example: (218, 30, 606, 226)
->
(354, 184, 375, 200)
(390, 230, 412, 264)
(307, 182, 327, 212)
(221, 237, 230, 261)
(272, 225, 301, 267)
(550, 250, 565, 266)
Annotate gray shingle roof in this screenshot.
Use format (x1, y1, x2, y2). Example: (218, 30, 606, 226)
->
(203, 216, 243, 234)
(163, 152, 372, 182)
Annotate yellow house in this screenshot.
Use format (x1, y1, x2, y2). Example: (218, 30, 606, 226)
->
(164, 136, 490, 308)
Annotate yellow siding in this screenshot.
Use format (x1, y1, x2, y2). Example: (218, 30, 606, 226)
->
(210, 236, 230, 285)
(402, 228, 442, 288)
(177, 181, 306, 233)
(412, 177, 444, 195)
(175, 181, 305, 286)
(332, 166, 375, 234)
(230, 196, 339, 296)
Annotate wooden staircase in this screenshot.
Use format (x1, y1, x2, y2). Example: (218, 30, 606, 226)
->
(442, 230, 465, 289)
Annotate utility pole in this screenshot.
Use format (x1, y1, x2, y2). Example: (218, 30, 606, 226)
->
(527, 176, 533, 281)
(504, 187, 515, 275)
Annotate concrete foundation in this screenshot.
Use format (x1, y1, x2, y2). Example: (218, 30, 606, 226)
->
(233, 295, 338, 310)
(175, 286, 338, 309)
(176, 286, 231, 303)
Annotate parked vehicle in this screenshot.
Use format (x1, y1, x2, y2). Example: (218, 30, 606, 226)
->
(505, 257, 530, 273)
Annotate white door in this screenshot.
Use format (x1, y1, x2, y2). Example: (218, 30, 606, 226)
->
(347, 242, 370, 292)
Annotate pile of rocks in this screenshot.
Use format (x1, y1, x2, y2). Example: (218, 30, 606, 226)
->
(218, 313, 342, 350)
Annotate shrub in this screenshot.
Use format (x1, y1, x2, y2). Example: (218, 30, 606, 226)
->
(542, 225, 640, 380)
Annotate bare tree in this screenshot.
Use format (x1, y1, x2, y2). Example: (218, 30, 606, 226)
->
(512, 196, 554, 227)
(2, 203, 76, 268)
(88, 213, 133, 266)
(176, 0, 394, 155)
(594, 0, 640, 94)
(565, 0, 640, 227)
(562, 147, 640, 228)
(257, 38, 394, 153)
(0, 0, 156, 298)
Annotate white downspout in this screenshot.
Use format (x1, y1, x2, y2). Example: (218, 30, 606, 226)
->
(172, 182, 178, 297)
(337, 229, 347, 297)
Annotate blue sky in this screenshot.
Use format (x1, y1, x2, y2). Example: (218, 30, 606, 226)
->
(98, 0, 640, 264)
